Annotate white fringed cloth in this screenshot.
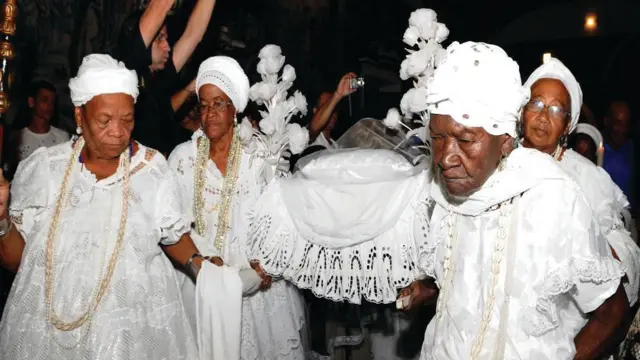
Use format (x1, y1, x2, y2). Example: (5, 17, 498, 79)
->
(196, 262, 243, 360)
(247, 149, 432, 304)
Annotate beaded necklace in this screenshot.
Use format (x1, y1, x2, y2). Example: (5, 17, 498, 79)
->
(193, 132, 242, 252)
(45, 137, 131, 347)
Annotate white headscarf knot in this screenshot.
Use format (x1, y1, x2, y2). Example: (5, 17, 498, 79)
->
(425, 41, 529, 138)
(196, 56, 250, 113)
(69, 54, 139, 107)
(524, 57, 583, 134)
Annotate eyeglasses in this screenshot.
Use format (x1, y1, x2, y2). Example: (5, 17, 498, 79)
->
(524, 100, 570, 121)
(196, 101, 233, 115)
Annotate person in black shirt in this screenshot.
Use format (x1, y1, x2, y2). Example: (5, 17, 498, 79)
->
(115, 0, 216, 155)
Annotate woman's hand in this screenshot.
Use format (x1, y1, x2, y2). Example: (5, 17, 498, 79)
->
(205, 256, 224, 266)
(397, 279, 439, 312)
(250, 261, 273, 290)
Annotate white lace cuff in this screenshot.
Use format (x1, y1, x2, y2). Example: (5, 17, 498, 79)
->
(520, 255, 624, 336)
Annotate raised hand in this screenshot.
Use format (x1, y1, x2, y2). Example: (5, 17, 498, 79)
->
(335, 72, 358, 99)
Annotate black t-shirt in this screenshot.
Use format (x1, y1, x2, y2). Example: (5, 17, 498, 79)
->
(115, 15, 183, 156)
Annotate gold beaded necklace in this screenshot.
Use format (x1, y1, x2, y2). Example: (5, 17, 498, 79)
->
(44, 137, 131, 336)
(193, 131, 242, 252)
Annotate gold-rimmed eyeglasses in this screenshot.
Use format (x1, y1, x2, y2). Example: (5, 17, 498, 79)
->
(524, 100, 570, 122)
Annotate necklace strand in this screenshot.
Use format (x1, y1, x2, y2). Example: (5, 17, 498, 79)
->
(193, 132, 242, 252)
(44, 137, 131, 339)
(433, 199, 513, 360)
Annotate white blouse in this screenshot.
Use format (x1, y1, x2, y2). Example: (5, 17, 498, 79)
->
(168, 139, 306, 360)
(559, 149, 640, 306)
(0, 142, 197, 360)
(420, 148, 624, 360)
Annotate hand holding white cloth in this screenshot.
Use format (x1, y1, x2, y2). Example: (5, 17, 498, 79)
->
(239, 268, 263, 296)
(196, 262, 243, 360)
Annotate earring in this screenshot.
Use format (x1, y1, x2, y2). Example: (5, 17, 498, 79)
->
(234, 115, 238, 126)
(76, 126, 82, 135)
(498, 153, 508, 171)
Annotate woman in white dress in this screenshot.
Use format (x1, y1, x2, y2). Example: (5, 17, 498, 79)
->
(521, 57, 640, 308)
(168, 55, 306, 359)
(0, 54, 200, 359)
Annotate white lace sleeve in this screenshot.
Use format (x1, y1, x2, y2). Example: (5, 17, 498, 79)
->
(9, 147, 51, 241)
(155, 159, 190, 246)
(520, 185, 625, 336)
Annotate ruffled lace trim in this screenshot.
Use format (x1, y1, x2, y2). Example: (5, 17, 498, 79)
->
(247, 189, 429, 304)
(520, 255, 625, 336)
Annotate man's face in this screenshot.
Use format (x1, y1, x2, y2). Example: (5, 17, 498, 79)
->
(29, 88, 56, 122)
(608, 102, 631, 146)
(150, 26, 170, 72)
(430, 114, 508, 198)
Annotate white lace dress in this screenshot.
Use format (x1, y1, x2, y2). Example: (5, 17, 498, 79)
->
(419, 148, 624, 360)
(0, 142, 198, 360)
(168, 140, 306, 360)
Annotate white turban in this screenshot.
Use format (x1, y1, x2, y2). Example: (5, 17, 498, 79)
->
(425, 41, 530, 138)
(69, 54, 139, 107)
(196, 56, 250, 113)
(576, 123, 603, 148)
(524, 57, 583, 134)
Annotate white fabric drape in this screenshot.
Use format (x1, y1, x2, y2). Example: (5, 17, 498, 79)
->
(196, 262, 243, 360)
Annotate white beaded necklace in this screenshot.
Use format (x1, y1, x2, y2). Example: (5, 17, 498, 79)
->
(432, 197, 516, 360)
(45, 137, 131, 348)
(193, 131, 242, 252)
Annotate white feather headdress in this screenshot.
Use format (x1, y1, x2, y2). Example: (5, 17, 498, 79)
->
(238, 44, 310, 182)
(383, 8, 449, 134)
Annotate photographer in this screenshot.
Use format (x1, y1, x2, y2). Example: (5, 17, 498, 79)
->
(308, 72, 359, 149)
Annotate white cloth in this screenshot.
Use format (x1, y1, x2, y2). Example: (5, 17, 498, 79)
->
(195, 56, 250, 112)
(425, 41, 530, 138)
(247, 148, 431, 304)
(69, 54, 139, 106)
(559, 149, 640, 306)
(0, 142, 197, 359)
(168, 139, 306, 359)
(196, 262, 243, 360)
(310, 133, 338, 149)
(419, 147, 624, 360)
(524, 57, 582, 133)
(17, 126, 70, 161)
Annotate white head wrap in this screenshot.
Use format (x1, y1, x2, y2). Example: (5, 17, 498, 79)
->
(69, 54, 139, 107)
(425, 41, 530, 138)
(196, 56, 250, 113)
(524, 57, 583, 134)
(575, 122, 605, 166)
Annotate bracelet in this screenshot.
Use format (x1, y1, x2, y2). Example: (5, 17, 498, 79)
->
(0, 217, 12, 238)
(185, 252, 203, 279)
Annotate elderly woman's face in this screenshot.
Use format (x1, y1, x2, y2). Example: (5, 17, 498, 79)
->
(522, 78, 571, 154)
(198, 84, 236, 141)
(430, 114, 509, 198)
(75, 93, 134, 159)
